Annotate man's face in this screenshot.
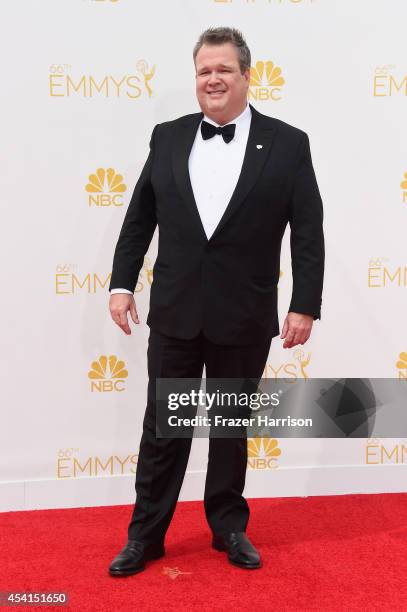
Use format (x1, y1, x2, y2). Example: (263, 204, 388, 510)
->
(195, 42, 250, 124)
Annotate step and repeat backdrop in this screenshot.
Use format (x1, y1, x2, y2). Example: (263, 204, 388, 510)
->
(1, 0, 406, 511)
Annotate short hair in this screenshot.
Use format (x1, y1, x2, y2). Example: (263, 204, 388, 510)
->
(193, 27, 251, 74)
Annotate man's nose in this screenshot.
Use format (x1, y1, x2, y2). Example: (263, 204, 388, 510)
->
(207, 71, 221, 84)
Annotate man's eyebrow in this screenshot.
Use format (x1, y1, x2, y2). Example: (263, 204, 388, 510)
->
(197, 63, 234, 72)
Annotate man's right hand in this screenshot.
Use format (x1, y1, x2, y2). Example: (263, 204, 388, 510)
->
(109, 293, 139, 335)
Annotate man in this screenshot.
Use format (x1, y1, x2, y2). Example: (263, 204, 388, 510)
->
(108, 27, 324, 575)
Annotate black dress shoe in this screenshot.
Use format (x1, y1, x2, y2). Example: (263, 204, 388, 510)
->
(212, 532, 262, 569)
(109, 539, 165, 576)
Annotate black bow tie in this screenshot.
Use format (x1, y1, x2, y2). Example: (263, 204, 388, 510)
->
(201, 120, 236, 144)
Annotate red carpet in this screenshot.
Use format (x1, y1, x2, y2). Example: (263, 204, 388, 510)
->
(1, 493, 407, 611)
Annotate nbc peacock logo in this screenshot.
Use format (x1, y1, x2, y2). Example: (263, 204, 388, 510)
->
(401, 171, 407, 204)
(247, 437, 281, 469)
(248, 60, 285, 101)
(396, 352, 407, 380)
(85, 168, 127, 207)
(88, 355, 128, 392)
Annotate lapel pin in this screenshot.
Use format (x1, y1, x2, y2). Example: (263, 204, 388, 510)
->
(256, 144, 263, 149)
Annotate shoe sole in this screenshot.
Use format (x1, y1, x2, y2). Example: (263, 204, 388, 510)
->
(109, 549, 165, 577)
(212, 543, 262, 569)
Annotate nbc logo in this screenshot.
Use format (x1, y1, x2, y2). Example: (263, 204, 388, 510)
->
(88, 355, 128, 392)
(247, 437, 281, 469)
(401, 171, 407, 204)
(248, 60, 285, 101)
(396, 352, 407, 380)
(86, 168, 126, 207)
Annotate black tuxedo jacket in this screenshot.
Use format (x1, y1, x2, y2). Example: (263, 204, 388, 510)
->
(109, 104, 324, 345)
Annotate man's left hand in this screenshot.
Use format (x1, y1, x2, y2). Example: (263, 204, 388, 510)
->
(280, 312, 313, 349)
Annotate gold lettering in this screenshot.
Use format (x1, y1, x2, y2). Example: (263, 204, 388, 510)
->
(365, 445, 379, 464)
(130, 454, 138, 474)
(89, 76, 108, 97)
(383, 267, 401, 286)
(110, 75, 126, 97)
(72, 273, 91, 292)
(94, 273, 111, 292)
(389, 75, 407, 96)
(88, 195, 100, 207)
(95, 456, 114, 475)
(91, 381, 104, 392)
(57, 457, 70, 478)
(283, 363, 297, 379)
(112, 195, 124, 206)
(258, 88, 269, 100)
(73, 456, 92, 476)
(66, 75, 86, 97)
(381, 445, 398, 463)
(56, 274, 70, 294)
(100, 195, 111, 206)
(113, 380, 126, 392)
(267, 364, 285, 379)
(269, 87, 282, 101)
(114, 455, 131, 474)
(126, 76, 142, 99)
(49, 75, 64, 96)
(368, 267, 381, 287)
(373, 76, 387, 97)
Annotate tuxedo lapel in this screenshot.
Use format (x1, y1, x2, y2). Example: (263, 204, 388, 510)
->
(171, 111, 207, 242)
(171, 104, 278, 243)
(209, 104, 277, 242)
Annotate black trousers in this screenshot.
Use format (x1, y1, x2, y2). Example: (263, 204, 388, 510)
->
(128, 329, 272, 544)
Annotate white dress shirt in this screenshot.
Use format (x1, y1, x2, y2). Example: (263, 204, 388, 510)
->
(188, 102, 251, 239)
(110, 103, 252, 295)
